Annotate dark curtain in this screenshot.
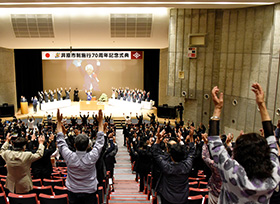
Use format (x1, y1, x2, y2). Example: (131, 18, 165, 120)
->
(143, 49, 159, 107)
(14, 49, 159, 106)
(14, 49, 43, 106)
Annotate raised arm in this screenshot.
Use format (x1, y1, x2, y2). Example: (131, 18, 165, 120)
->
(208, 86, 223, 136)
(251, 83, 272, 137)
(86, 109, 105, 164)
(56, 109, 73, 160)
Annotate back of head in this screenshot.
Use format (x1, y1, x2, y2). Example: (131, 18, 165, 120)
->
(74, 134, 89, 151)
(233, 133, 273, 180)
(13, 137, 27, 150)
(169, 142, 185, 162)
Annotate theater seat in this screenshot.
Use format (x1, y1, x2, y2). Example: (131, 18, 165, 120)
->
(189, 177, 206, 181)
(189, 181, 199, 188)
(198, 181, 208, 188)
(39, 193, 68, 204)
(8, 193, 40, 204)
(189, 187, 209, 197)
(53, 186, 68, 195)
(203, 195, 209, 204)
(32, 179, 42, 187)
(188, 195, 203, 204)
(0, 192, 8, 204)
(33, 185, 54, 198)
(43, 179, 64, 188)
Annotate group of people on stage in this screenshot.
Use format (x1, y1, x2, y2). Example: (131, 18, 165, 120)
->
(28, 88, 81, 113)
(38, 87, 73, 103)
(111, 87, 151, 103)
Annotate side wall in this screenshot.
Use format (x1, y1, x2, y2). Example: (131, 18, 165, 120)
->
(0, 47, 17, 112)
(162, 5, 280, 135)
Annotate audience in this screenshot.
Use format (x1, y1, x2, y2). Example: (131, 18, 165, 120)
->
(0, 83, 279, 204)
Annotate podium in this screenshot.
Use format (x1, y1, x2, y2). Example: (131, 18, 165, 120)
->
(80, 101, 105, 111)
(20, 102, 28, 114)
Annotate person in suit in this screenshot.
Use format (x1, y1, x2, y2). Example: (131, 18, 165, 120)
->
(104, 133, 118, 179)
(44, 90, 49, 102)
(73, 88, 80, 102)
(152, 129, 195, 204)
(175, 103, 184, 125)
(49, 90, 54, 102)
(38, 92, 43, 109)
(65, 87, 71, 100)
(57, 88, 62, 101)
(31, 134, 56, 180)
(31, 96, 38, 113)
(0, 133, 45, 193)
(20, 96, 27, 102)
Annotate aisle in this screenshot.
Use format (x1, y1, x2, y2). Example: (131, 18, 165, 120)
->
(108, 129, 150, 203)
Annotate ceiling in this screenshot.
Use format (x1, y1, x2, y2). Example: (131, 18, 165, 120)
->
(0, 0, 278, 49)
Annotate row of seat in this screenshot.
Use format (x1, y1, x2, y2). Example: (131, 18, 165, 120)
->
(139, 172, 209, 204)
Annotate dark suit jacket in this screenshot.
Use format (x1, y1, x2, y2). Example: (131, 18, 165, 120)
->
(152, 143, 195, 204)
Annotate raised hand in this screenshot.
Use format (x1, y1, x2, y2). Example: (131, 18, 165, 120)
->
(211, 86, 223, 110)
(251, 83, 265, 105)
(96, 109, 104, 132)
(251, 83, 270, 122)
(57, 109, 63, 123)
(56, 109, 63, 133)
(201, 133, 208, 144)
(6, 133, 12, 143)
(38, 135, 45, 144)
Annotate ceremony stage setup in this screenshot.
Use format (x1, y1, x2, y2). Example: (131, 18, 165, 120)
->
(11, 99, 157, 121)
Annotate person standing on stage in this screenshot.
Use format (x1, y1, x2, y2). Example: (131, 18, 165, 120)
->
(31, 96, 38, 113)
(85, 90, 92, 101)
(44, 90, 49, 102)
(57, 88, 62, 101)
(65, 87, 71, 100)
(49, 90, 54, 102)
(38, 92, 43, 110)
(73, 88, 80, 102)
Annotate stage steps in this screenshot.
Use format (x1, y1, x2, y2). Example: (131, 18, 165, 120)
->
(108, 130, 150, 204)
(113, 119, 125, 129)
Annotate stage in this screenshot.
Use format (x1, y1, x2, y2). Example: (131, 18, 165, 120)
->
(6, 101, 164, 122)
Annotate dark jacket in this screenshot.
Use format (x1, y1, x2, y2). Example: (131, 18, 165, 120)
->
(152, 142, 195, 204)
(31, 140, 56, 179)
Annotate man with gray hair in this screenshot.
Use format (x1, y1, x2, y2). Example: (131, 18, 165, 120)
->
(56, 109, 105, 204)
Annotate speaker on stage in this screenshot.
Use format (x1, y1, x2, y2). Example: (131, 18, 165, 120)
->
(0, 103, 14, 117)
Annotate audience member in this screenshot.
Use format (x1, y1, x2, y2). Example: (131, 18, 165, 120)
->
(151, 128, 195, 204)
(56, 109, 105, 204)
(0, 133, 45, 193)
(207, 84, 280, 203)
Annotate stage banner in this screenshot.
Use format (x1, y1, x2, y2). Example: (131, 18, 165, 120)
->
(42, 51, 143, 60)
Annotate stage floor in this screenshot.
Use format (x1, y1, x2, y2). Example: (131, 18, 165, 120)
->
(9, 101, 160, 121)
(1, 101, 180, 126)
